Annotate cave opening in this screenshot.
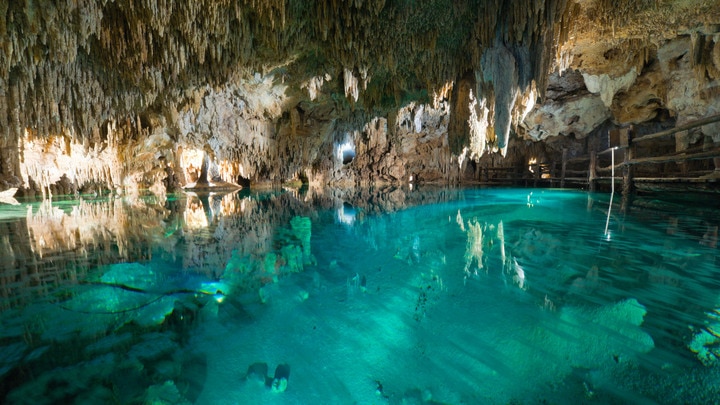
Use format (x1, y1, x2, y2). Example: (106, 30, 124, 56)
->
(297, 171, 309, 184)
(236, 176, 251, 188)
(342, 148, 356, 165)
(337, 141, 356, 165)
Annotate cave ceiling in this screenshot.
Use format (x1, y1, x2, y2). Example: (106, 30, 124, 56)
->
(1, 0, 720, 193)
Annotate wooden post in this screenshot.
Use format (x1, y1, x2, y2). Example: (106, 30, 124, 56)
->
(561, 148, 567, 188)
(622, 127, 635, 196)
(589, 151, 597, 191)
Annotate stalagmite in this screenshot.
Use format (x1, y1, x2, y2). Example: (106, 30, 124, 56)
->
(0, 188, 19, 205)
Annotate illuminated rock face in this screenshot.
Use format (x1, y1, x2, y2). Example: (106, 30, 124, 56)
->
(1, 1, 720, 194)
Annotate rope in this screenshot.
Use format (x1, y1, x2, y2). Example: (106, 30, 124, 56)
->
(57, 281, 221, 315)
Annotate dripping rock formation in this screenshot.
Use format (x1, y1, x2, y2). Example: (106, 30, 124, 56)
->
(1, 0, 720, 196)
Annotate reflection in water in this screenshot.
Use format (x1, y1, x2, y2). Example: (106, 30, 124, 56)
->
(458, 210, 528, 291)
(183, 193, 209, 230)
(0, 188, 326, 309)
(1, 188, 720, 403)
(337, 202, 357, 225)
(1, 197, 169, 310)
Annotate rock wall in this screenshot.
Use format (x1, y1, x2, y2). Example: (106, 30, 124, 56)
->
(528, 1, 720, 139)
(1, 1, 720, 195)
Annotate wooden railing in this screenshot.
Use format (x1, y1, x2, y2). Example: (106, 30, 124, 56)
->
(590, 113, 720, 193)
(473, 114, 720, 191)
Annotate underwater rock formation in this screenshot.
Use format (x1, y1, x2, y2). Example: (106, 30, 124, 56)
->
(1, 1, 720, 194)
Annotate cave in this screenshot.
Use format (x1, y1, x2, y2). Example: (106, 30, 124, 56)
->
(236, 175, 252, 188)
(338, 140, 356, 165)
(1, 1, 720, 403)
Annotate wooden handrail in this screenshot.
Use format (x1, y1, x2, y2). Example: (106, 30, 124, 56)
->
(597, 146, 624, 155)
(586, 115, 720, 194)
(596, 163, 624, 172)
(626, 146, 720, 165)
(633, 113, 720, 143)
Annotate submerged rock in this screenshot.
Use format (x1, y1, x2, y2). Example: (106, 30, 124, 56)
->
(241, 361, 291, 393)
(143, 380, 192, 405)
(271, 363, 291, 393)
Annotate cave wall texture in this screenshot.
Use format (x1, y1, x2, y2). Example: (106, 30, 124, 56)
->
(1, 0, 720, 196)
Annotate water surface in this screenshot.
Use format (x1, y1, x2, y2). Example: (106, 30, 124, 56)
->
(1, 187, 719, 404)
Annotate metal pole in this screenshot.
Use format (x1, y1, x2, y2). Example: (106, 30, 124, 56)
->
(604, 147, 617, 237)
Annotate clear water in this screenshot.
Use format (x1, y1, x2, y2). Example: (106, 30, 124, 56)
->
(1, 187, 719, 404)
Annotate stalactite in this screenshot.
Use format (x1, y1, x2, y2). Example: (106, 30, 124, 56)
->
(467, 90, 490, 161)
(1, 0, 719, 192)
(343, 68, 359, 103)
(479, 42, 519, 157)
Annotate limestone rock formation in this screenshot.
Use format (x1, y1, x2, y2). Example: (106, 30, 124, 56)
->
(1, 1, 720, 195)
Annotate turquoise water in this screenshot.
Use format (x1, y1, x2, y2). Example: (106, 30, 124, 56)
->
(0, 187, 719, 404)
